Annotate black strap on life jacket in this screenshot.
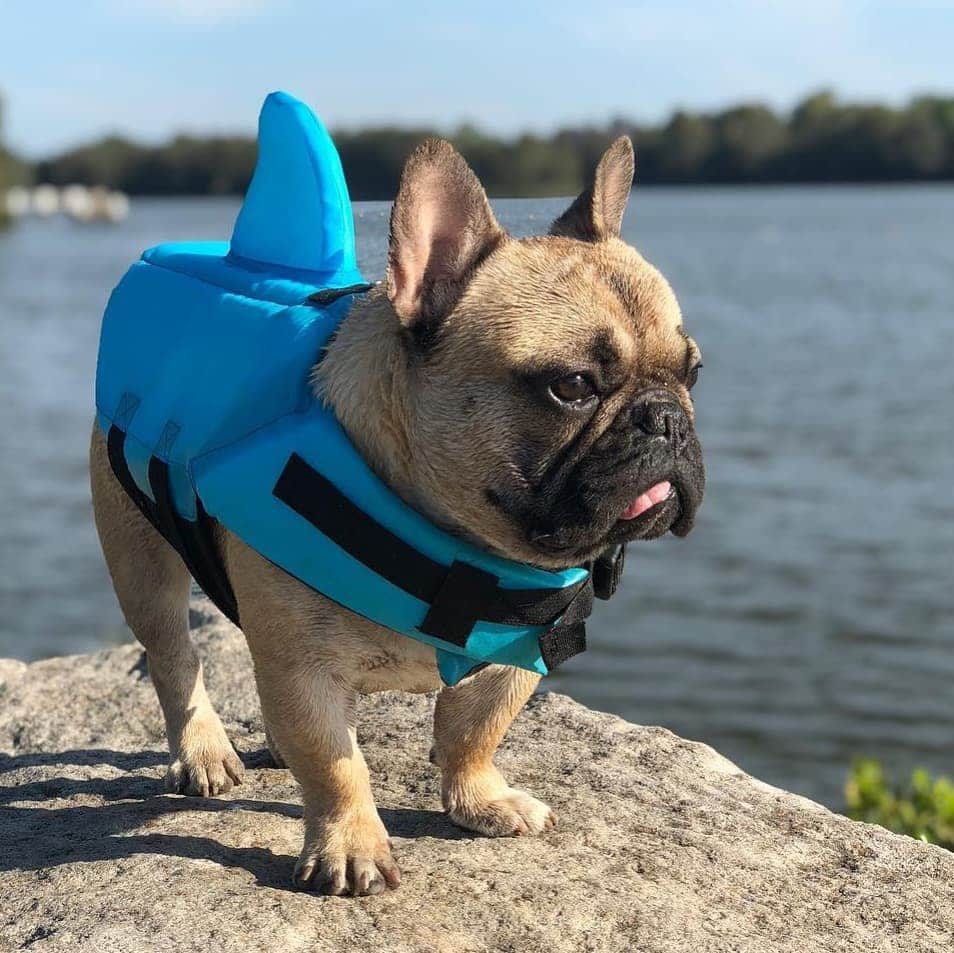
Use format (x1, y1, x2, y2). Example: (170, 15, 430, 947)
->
(272, 452, 605, 670)
(307, 282, 376, 307)
(106, 424, 240, 627)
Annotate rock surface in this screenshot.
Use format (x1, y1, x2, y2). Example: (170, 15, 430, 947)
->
(2, 600, 953, 952)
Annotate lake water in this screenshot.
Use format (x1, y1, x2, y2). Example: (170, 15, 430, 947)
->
(1, 189, 952, 808)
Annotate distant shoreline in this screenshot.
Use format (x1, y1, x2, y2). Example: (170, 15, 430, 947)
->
(14, 91, 954, 200)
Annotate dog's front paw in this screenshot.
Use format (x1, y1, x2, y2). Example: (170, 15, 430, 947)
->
(444, 774, 556, 837)
(294, 812, 401, 897)
(165, 711, 245, 797)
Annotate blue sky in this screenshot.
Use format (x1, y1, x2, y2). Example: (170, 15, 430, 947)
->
(2, 0, 952, 156)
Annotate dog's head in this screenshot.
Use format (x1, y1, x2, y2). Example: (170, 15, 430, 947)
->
(328, 138, 704, 570)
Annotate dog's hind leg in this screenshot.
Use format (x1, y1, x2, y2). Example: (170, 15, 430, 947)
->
(432, 665, 556, 837)
(89, 425, 244, 796)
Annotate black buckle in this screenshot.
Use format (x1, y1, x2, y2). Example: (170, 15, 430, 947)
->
(592, 544, 626, 600)
(418, 560, 501, 647)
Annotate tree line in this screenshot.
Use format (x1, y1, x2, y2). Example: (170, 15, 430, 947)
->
(11, 91, 954, 200)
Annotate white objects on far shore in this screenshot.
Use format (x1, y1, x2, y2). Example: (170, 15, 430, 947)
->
(3, 183, 130, 223)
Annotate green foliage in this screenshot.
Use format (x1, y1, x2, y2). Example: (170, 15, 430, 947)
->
(33, 134, 256, 196)
(24, 90, 954, 198)
(845, 759, 954, 850)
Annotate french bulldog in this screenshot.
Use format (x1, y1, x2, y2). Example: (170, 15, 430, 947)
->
(89, 135, 704, 896)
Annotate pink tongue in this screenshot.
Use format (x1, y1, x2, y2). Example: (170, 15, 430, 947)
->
(621, 481, 672, 520)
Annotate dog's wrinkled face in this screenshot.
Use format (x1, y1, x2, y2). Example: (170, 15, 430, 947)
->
(383, 138, 705, 569)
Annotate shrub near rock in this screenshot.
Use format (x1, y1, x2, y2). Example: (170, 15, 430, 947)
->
(846, 758, 954, 851)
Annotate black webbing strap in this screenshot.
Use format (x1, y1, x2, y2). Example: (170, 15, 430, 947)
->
(307, 282, 375, 307)
(107, 425, 153, 524)
(538, 581, 592, 669)
(106, 425, 240, 626)
(591, 543, 626, 600)
(146, 456, 239, 625)
(272, 452, 591, 662)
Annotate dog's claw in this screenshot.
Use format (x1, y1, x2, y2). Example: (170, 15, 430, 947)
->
(293, 859, 317, 888)
(163, 709, 244, 797)
(317, 866, 349, 897)
(165, 746, 244, 797)
(294, 841, 400, 898)
(351, 858, 386, 896)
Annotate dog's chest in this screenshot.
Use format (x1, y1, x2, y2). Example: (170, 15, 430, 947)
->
(288, 588, 445, 694)
(335, 611, 445, 694)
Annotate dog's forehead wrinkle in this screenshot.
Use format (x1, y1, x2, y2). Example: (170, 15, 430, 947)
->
(591, 330, 620, 365)
(606, 271, 638, 317)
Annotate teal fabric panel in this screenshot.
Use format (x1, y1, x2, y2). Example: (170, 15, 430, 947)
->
(96, 260, 357, 519)
(96, 261, 286, 496)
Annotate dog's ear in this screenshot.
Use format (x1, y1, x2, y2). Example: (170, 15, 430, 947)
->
(387, 139, 505, 333)
(550, 136, 634, 241)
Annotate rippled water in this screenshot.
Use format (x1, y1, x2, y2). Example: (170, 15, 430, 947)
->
(1, 189, 952, 807)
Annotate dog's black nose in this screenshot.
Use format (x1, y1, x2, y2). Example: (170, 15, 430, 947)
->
(632, 391, 690, 454)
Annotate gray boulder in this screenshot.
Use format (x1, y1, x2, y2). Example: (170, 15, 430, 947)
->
(1, 599, 952, 952)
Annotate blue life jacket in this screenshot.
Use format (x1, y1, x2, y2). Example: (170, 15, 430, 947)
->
(95, 91, 620, 686)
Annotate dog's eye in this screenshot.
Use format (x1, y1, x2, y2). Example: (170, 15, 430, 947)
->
(549, 373, 597, 404)
(687, 361, 703, 390)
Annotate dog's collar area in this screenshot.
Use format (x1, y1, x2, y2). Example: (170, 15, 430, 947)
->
(272, 452, 596, 671)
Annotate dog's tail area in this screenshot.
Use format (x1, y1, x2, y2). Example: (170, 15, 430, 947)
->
(229, 91, 357, 277)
